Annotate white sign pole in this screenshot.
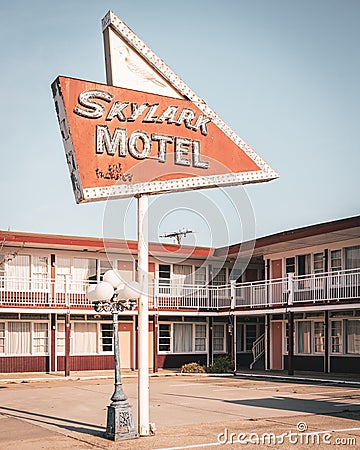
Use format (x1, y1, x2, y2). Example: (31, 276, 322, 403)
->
(137, 193, 150, 436)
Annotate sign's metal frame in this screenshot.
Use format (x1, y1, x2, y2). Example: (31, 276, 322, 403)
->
(102, 10, 278, 194)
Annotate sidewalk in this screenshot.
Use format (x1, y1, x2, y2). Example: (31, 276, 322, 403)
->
(0, 368, 178, 384)
(1, 367, 359, 385)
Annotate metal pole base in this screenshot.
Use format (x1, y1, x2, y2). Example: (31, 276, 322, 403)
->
(105, 402, 139, 441)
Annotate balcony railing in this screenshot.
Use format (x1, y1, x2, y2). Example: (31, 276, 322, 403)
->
(0, 276, 96, 308)
(155, 283, 231, 310)
(0, 268, 359, 311)
(154, 268, 360, 310)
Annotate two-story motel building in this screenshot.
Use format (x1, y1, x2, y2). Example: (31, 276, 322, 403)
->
(0, 215, 359, 375)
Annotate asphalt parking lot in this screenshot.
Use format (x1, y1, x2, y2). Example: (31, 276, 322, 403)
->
(0, 375, 359, 449)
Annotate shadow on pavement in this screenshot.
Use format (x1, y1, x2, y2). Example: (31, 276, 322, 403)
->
(163, 391, 360, 419)
(0, 406, 105, 438)
(224, 396, 360, 416)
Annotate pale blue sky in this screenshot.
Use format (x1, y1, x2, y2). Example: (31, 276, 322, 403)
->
(0, 0, 359, 247)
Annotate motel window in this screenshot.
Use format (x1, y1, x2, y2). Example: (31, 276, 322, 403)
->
(8, 322, 31, 354)
(330, 245, 360, 274)
(0, 322, 48, 355)
(173, 323, 193, 353)
(331, 321, 343, 353)
(74, 258, 96, 282)
(0, 323, 5, 353)
(158, 322, 207, 354)
(330, 250, 342, 272)
(7, 254, 31, 278)
(330, 318, 360, 355)
(194, 267, 207, 285)
(33, 323, 48, 354)
(57, 323, 65, 354)
(101, 323, 113, 352)
(296, 320, 324, 354)
(173, 265, 192, 287)
(56, 258, 72, 292)
(330, 250, 342, 287)
(297, 254, 311, 276)
(313, 321, 325, 353)
(195, 324, 207, 351)
(213, 324, 226, 353)
(345, 246, 360, 270)
(73, 258, 97, 292)
(297, 321, 311, 354)
(72, 322, 97, 354)
(347, 320, 360, 354)
(32, 256, 48, 278)
(212, 268, 227, 286)
(313, 253, 324, 274)
(158, 324, 171, 352)
(284, 322, 289, 354)
(285, 257, 295, 274)
(236, 323, 259, 353)
(159, 265, 171, 285)
(6, 255, 31, 290)
(32, 256, 49, 291)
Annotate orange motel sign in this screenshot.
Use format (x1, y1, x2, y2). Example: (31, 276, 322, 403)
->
(52, 76, 277, 203)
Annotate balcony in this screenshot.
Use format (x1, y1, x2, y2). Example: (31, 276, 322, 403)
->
(0, 268, 359, 311)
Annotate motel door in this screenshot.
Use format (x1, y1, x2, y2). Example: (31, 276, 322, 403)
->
(119, 322, 132, 369)
(271, 321, 283, 370)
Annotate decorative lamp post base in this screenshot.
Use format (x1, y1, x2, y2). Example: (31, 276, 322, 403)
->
(89, 280, 142, 442)
(105, 402, 139, 441)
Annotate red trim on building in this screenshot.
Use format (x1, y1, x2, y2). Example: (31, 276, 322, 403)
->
(0, 230, 213, 257)
(215, 215, 360, 257)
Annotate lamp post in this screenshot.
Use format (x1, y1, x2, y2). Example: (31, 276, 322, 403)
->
(87, 270, 140, 441)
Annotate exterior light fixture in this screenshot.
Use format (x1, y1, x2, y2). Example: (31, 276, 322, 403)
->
(87, 269, 141, 441)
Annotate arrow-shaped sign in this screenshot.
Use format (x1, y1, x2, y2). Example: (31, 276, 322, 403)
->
(52, 11, 278, 203)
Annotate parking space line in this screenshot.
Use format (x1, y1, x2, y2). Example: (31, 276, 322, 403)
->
(213, 388, 247, 392)
(155, 427, 360, 450)
(156, 442, 220, 450)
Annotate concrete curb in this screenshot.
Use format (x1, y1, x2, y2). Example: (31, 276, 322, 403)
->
(234, 371, 360, 386)
(1, 370, 359, 386)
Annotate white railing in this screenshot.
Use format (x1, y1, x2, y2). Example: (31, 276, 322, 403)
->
(155, 282, 231, 310)
(292, 268, 360, 304)
(0, 276, 52, 307)
(0, 276, 95, 308)
(250, 333, 265, 369)
(0, 268, 359, 310)
(235, 278, 287, 308)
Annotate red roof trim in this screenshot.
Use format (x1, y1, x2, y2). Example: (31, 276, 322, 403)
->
(215, 215, 360, 257)
(0, 231, 213, 257)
